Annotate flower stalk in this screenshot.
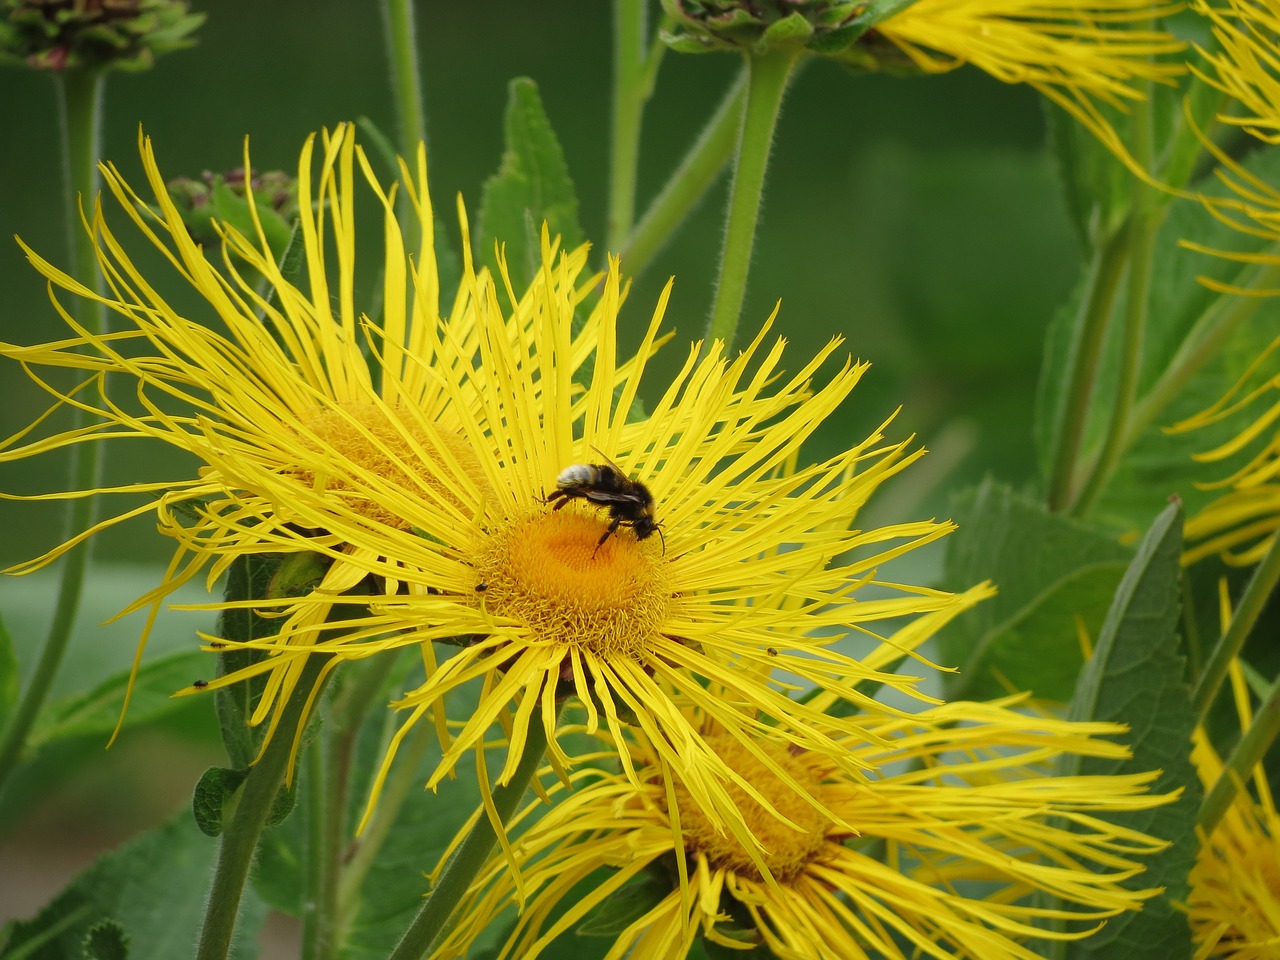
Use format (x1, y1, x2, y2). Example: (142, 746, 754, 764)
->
(1199, 667, 1280, 834)
(706, 45, 800, 350)
(608, 0, 650, 254)
(197, 654, 331, 960)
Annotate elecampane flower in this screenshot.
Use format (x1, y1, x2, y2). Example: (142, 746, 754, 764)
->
(435, 693, 1173, 960)
(1187, 663, 1280, 958)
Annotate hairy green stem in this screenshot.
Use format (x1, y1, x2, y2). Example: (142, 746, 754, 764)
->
(607, 0, 649, 254)
(1192, 533, 1280, 718)
(386, 710, 554, 960)
(197, 657, 330, 960)
(705, 47, 799, 350)
(1045, 227, 1131, 512)
(620, 70, 744, 277)
(1199, 668, 1280, 834)
(379, 0, 426, 254)
(300, 726, 339, 960)
(0, 68, 106, 795)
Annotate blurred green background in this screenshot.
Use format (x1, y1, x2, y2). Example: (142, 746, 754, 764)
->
(0, 0, 1077, 949)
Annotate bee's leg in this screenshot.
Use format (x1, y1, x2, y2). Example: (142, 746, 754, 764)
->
(544, 490, 570, 510)
(593, 516, 622, 555)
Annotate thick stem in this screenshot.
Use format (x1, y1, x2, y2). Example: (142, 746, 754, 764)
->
(386, 710, 553, 960)
(1044, 227, 1131, 511)
(1072, 212, 1162, 516)
(1199, 669, 1280, 834)
(379, 0, 426, 252)
(705, 47, 799, 351)
(620, 69, 744, 276)
(300, 725, 339, 960)
(1192, 533, 1280, 717)
(197, 657, 330, 960)
(0, 68, 106, 794)
(607, 0, 648, 254)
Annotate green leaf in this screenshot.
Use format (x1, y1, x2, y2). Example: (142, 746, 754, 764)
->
(28, 649, 208, 749)
(0, 615, 17, 728)
(575, 872, 669, 937)
(1053, 501, 1199, 960)
(0, 811, 266, 960)
(939, 480, 1132, 701)
(477, 77, 584, 302)
(192, 766, 247, 838)
(81, 920, 128, 960)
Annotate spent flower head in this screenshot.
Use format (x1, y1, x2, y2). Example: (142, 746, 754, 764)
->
(0, 0, 204, 72)
(435, 691, 1175, 960)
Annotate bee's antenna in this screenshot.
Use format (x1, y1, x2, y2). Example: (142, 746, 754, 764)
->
(657, 524, 666, 556)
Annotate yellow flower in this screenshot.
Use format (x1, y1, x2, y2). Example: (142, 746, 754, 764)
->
(2, 123, 989, 832)
(876, 0, 1185, 164)
(435, 693, 1173, 960)
(1187, 662, 1280, 957)
(1169, 335, 1280, 566)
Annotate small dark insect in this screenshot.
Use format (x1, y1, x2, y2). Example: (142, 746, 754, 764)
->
(766, 647, 778, 657)
(474, 582, 489, 593)
(193, 679, 209, 689)
(208, 641, 227, 649)
(545, 455, 664, 553)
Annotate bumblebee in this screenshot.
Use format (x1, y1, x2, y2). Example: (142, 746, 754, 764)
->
(546, 459, 664, 552)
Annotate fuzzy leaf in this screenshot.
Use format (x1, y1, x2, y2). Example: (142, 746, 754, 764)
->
(477, 77, 583, 301)
(28, 649, 208, 749)
(1053, 501, 1199, 960)
(939, 480, 1132, 701)
(0, 811, 265, 960)
(81, 920, 128, 960)
(191, 766, 247, 838)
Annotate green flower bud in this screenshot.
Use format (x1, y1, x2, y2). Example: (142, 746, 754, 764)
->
(0, 0, 205, 73)
(661, 0, 872, 57)
(167, 167, 299, 260)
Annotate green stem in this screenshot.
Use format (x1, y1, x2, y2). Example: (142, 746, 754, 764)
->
(300, 724, 339, 960)
(197, 656, 331, 960)
(386, 709, 554, 960)
(1044, 227, 1131, 512)
(620, 69, 744, 277)
(705, 46, 800, 350)
(607, 0, 648, 254)
(1071, 220, 1163, 516)
(1199, 669, 1280, 834)
(1123, 260, 1280, 451)
(0, 67, 106, 795)
(1192, 532, 1280, 718)
(379, 0, 426, 252)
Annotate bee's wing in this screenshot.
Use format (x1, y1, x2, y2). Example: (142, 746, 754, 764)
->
(589, 444, 629, 475)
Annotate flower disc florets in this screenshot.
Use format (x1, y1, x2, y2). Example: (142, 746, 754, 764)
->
(663, 735, 833, 882)
(476, 508, 671, 659)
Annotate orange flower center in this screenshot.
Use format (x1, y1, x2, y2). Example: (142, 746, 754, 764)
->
(663, 735, 833, 883)
(474, 507, 670, 656)
(293, 401, 485, 530)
